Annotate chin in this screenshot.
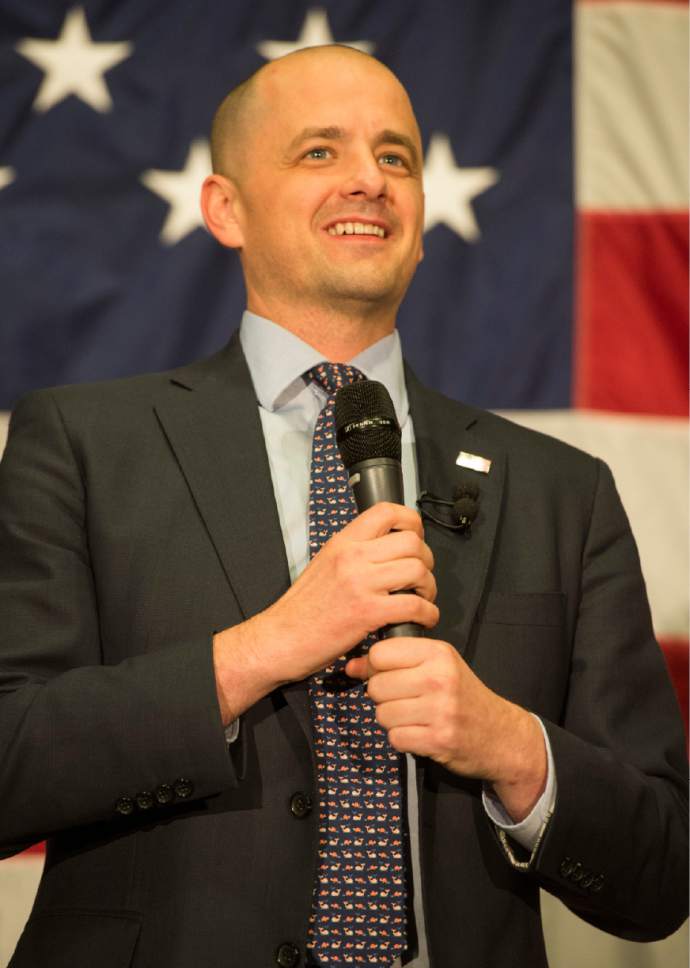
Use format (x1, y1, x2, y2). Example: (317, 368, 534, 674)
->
(329, 285, 398, 309)
(323, 270, 404, 306)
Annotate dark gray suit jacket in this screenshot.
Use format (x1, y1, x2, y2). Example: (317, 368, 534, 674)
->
(0, 334, 686, 967)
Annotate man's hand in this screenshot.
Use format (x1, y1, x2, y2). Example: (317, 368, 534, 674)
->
(346, 638, 547, 823)
(212, 503, 439, 725)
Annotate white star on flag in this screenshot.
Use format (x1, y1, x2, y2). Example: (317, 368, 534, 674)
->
(423, 133, 499, 242)
(141, 139, 211, 246)
(15, 7, 132, 114)
(257, 8, 373, 60)
(0, 168, 15, 191)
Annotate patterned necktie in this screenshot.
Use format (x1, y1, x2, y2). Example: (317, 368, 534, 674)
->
(305, 362, 408, 968)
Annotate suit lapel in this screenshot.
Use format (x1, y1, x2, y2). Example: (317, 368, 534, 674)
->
(406, 365, 505, 659)
(154, 335, 313, 742)
(154, 334, 291, 622)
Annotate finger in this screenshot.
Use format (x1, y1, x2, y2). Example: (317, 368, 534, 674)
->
(372, 559, 436, 601)
(366, 667, 425, 703)
(387, 724, 435, 757)
(367, 530, 435, 571)
(343, 502, 424, 541)
(378, 594, 439, 631)
(346, 638, 434, 680)
(375, 696, 429, 731)
(367, 637, 433, 672)
(345, 655, 369, 680)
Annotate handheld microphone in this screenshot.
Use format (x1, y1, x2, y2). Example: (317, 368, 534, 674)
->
(335, 380, 422, 639)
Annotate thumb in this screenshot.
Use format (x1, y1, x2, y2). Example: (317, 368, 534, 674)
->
(345, 656, 369, 680)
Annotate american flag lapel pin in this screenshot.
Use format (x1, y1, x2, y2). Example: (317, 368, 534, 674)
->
(456, 450, 492, 474)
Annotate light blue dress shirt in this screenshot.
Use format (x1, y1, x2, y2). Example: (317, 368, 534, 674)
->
(235, 310, 555, 967)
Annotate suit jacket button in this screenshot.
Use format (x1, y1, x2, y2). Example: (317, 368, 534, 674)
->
(591, 874, 605, 892)
(136, 791, 154, 811)
(155, 784, 174, 806)
(275, 942, 300, 967)
(559, 857, 575, 878)
(173, 778, 194, 800)
(115, 796, 134, 816)
(571, 862, 584, 883)
(580, 871, 594, 889)
(290, 792, 313, 819)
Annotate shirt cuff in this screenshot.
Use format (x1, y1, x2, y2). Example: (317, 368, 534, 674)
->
(224, 718, 240, 744)
(481, 715, 556, 851)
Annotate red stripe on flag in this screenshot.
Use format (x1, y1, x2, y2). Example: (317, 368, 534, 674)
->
(23, 842, 45, 855)
(575, 211, 689, 416)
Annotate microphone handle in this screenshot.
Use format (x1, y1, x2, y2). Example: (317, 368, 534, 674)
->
(348, 456, 404, 508)
(347, 457, 423, 639)
(380, 619, 422, 639)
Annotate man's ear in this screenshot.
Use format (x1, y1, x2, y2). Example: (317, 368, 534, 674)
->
(200, 174, 245, 249)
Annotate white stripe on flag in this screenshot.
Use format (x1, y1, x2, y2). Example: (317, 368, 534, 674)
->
(0, 853, 44, 965)
(576, 2, 689, 209)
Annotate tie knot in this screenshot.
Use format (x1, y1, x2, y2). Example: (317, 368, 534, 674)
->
(307, 362, 365, 395)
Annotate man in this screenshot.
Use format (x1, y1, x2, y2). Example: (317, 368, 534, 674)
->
(0, 45, 686, 968)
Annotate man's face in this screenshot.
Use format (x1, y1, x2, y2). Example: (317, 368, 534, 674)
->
(229, 51, 424, 322)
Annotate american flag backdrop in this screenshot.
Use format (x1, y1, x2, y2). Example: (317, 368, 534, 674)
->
(0, 2, 687, 965)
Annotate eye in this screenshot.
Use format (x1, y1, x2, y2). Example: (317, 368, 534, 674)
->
(379, 153, 406, 168)
(304, 146, 332, 160)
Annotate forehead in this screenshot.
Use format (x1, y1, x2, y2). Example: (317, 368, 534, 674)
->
(254, 52, 420, 147)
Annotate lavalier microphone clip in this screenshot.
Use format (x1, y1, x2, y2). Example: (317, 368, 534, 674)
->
(417, 484, 480, 535)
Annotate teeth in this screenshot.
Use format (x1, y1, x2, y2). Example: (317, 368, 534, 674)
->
(327, 222, 385, 238)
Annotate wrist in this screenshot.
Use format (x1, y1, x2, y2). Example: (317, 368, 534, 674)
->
(490, 703, 547, 823)
(212, 614, 279, 726)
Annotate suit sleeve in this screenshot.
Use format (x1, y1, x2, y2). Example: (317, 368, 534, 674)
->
(527, 458, 688, 939)
(0, 391, 238, 856)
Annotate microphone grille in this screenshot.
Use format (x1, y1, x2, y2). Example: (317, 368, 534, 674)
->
(335, 380, 401, 468)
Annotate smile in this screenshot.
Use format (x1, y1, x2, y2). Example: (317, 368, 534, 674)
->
(326, 221, 386, 238)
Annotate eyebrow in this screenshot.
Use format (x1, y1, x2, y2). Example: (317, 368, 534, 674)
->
(373, 130, 420, 170)
(286, 126, 345, 154)
(285, 126, 420, 170)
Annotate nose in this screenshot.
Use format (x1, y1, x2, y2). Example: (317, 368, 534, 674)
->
(339, 150, 387, 202)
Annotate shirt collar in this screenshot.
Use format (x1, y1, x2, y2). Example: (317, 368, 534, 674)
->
(239, 310, 409, 425)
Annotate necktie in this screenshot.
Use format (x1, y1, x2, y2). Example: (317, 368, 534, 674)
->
(305, 362, 408, 968)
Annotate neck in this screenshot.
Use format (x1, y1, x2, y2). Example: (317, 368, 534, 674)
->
(246, 296, 396, 362)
